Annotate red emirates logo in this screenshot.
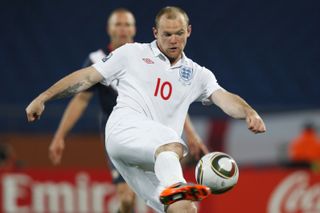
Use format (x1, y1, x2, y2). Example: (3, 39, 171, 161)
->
(142, 58, 154, 64)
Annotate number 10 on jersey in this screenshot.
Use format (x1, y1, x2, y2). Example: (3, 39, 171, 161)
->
(154, 78, 172, 100)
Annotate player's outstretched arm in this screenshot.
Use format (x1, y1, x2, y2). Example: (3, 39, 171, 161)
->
(184, 114, 209, 159)
(49, 91, 93, 165)
(25, 66, 103, 122)
(210, 89, 266, 134)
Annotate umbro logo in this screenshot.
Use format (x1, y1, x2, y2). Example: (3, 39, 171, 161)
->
(142, 58, 154, 64)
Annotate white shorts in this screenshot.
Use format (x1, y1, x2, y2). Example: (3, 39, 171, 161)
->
(105, 108, 188, 212)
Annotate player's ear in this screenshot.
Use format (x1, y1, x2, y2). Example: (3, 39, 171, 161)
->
(153, 27, 158, 39)
(187, 25, 192, 37)
(132, 26, 137, 37)
(107, 25, 111, 37)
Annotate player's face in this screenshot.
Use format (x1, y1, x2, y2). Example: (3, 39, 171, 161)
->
(108, 12, 136, 47)
(153, 15, 191, 64)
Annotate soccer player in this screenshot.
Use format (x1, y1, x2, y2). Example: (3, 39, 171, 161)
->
(46, 7, 207, 213)
(26, 6, 266, 213)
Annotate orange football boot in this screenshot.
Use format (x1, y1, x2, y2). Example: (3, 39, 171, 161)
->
(159, 182, 211, 205)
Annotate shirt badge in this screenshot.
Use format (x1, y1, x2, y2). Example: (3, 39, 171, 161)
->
(179, 66, 193, 85)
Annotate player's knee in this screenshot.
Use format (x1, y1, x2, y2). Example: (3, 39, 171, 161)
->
(181, 202, 197, 213)
(167, 201, 197, 213)
(189, 202, 197, 213)
(155, 142, 184, 159)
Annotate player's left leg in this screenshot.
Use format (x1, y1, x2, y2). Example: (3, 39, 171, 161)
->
(102, 117, 136, 213)
(109, 157, 166, 212)
(116, 182, 136, 213)
(109, 160, 136, 213)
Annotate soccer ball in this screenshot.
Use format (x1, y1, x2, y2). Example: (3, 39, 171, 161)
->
(195, 152, 239, 194)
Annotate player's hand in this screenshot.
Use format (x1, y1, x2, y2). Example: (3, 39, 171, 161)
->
(49, 135, 65, 165)
(25, 98, 45, 122)
(246, 111, 266, 134)
(187, 133, 209, 160)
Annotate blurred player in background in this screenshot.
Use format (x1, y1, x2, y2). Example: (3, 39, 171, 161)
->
(47, 8, 207, 213)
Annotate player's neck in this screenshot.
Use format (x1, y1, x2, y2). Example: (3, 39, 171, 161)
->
(109, 43, 119, 51)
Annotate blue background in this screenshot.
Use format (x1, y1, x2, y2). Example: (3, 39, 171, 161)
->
(1, 0, 319, 132)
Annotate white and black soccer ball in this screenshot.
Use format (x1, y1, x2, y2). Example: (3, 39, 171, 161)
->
(195, 152, 239, 194)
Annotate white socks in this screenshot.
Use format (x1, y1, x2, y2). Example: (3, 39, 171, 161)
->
(154, 151, 186, 187)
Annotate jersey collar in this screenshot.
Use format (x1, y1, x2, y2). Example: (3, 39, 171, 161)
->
(150, 40, 187, 67)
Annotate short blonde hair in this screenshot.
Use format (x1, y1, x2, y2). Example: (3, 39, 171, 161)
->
(155, 6, 189, 28)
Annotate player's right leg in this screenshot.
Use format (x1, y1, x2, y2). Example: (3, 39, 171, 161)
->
(155, 143, 210, 211)
(159, 182, 210, 206)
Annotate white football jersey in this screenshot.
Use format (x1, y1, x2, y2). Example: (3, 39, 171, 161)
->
(92, 41, 221, 136)
(88, 49, 119, 91)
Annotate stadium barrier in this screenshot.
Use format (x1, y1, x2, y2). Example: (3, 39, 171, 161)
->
(1, 167, 319, 213)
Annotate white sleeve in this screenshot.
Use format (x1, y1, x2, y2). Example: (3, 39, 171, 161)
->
(196, 67, 222, 104)
(92, 44, 129, 86)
